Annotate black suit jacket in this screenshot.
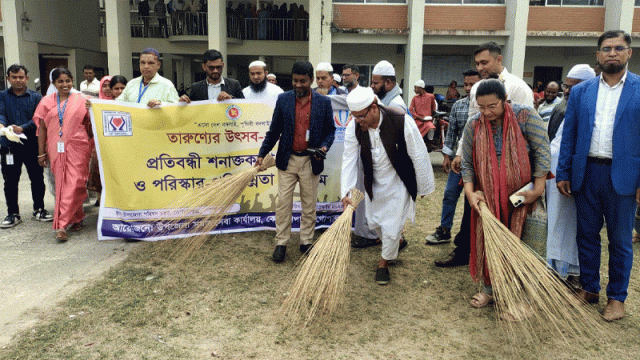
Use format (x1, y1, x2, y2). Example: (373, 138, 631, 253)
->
(188, 77, 245, 101)
(258, 91, 335, 175)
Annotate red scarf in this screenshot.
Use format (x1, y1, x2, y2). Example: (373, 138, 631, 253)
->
(469, 102, 531, 284)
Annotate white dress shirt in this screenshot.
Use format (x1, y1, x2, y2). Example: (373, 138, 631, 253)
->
(80, 78, 100, 97)
(207, 77, 225, 100)
(589, 72, 627, 159)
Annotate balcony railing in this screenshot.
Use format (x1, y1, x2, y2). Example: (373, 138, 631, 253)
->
(235, 17, 309, 41)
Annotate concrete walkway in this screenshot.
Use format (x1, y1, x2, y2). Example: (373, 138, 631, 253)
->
(0, 174, 137, 345)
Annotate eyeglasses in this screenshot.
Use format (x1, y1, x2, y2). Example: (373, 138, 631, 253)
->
(206, 65, 224, 71)
(599, 46, 630, 53)
(561, 84, 573, 90)
(352, 106, 371, 120)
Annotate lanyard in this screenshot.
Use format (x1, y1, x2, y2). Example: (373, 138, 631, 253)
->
(138, 80, 150, 103)
(57, 93, 67, 137)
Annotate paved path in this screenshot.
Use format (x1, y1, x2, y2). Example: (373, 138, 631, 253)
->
(0, 174, 138, 345)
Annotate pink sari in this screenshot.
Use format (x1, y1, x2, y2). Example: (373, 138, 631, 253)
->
(34, 92, 92, 230)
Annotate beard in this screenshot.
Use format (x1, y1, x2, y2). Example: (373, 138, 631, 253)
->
(249, 78, 268, 92)
(295, 88, 309, 98)
(374, 86, 387, 99)
(343, 80, 354, 89)
(600, 61, 626, 75)
(315, 87, 329, 95)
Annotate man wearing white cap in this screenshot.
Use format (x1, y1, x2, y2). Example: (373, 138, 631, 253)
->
(242, 60, 284, 102)
(315, 62, 346, 96)
(370, 60, 407, 112)
(409, 79, 438, 145)
(545, 64, 596, 289)
(267, 73, 277, 85)
(342, 87, 435, 285)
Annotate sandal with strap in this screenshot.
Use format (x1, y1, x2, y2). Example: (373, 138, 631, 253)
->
(499, 303, 533, 322)
(633, 232, 640, 243)
(69, 222, 83, 232)
(470, 292, 494, 308)
(56, 230, 68, 242)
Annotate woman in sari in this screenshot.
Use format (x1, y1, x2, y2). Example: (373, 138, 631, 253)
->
(460, 79, 550, 317)
(86, 76, 114, 205)
(36, 68, 92, 241)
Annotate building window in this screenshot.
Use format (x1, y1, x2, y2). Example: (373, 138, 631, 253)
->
(530, 0, 604, 5)
(425, 0, 505, 4)
(334, 0, 406, 3)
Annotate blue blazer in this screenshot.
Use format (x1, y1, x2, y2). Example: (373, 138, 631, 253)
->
(556, 72, 640, 196)
(258, 90, 336, 175)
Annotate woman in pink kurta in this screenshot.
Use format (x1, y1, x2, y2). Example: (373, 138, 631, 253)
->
(35, 68, 92, 241)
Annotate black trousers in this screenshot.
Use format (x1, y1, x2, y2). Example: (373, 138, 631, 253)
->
(452, 196, 471, 258)
(1, 144, 46, 215)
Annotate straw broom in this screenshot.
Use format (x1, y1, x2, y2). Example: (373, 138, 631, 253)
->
(279, 188, 365, 326)
(477, 197, 603, 340)
(158, 154, 276, 260)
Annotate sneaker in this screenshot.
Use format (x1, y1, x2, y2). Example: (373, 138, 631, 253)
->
(425, 226, 451, 245)
(32, 208, 54, 222)
(0, 214, 22, 229)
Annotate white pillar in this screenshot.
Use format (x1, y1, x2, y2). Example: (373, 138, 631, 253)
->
(504, 0, 529, 78)
(2, 0, 40, 88)
(105, 0, 133, 79)
(209, 0, 227, 77)
(308, 0, 332, 69)
(605, 0, 634, 33)
(404, 0, 425, 105)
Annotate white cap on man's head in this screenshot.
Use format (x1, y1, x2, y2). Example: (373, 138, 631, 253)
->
(372, 61, 395, 76)
(566, 64, 596, 81)
(316, 62, 333, 73)
(347, 86, 376, 112)
(415, 80, 425, 88)
(267, 73, 276, 79)
(248, 60, 267, 69)
(333, 74, 341, 83)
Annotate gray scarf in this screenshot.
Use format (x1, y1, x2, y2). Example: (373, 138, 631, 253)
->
(380, 84, 402, 107)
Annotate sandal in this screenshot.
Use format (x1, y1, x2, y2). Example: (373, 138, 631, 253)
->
(470, 292, 494, 308)
(69, 222, 83, 232)
(351, 236, 381, 248)
(499, 303, 533, 322)
(633, 232, 640, 243)
(56, 230, 68, 242)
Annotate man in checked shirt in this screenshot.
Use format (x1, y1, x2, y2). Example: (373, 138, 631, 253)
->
(428, 70, 481, 267)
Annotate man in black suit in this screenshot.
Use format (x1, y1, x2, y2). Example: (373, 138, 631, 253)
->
(255, 61, 336, 262)
(179, 49, 244, 102)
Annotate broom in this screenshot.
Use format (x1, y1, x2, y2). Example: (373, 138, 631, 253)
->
(279, 187, 365, 326)
(158, 154, 276, 260)
(477, 196, 603, 340)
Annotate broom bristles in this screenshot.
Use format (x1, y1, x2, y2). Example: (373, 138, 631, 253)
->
(279, 188, 365, 326)
(477, 199, 603, 341)
(157, 154, 276, 261)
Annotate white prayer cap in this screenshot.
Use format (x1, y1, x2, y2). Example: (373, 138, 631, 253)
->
(415, 80, 425, 88)
(267, 73, 276, 79)
(566, 64, 596, 81)
(248, 60, 267, 69)
(316, 62, 333, 73)
(372, 60, 395, 76)
(347, 86, 376, 112)
(333, 74, 341, 82)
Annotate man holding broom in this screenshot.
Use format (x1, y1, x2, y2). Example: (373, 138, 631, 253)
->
(557, 30, 640, 321)
(341, 87, 435, 285)
(255, 61, 336, 263)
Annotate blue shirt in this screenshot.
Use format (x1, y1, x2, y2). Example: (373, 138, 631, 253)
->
(0, 88, 42, 149)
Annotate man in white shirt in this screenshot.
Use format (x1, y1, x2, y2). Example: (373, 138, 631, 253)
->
(79, 65, 100, 97)
(536, 81, 562, 123)
(341, 64, 361, 94)
(342, 87, 435, 285)
(267, 73, 277, 85)
(242, 60, 283, 102)
(370, 60, 407, 112)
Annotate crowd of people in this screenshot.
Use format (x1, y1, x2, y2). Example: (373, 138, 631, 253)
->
(1, 29, 639, 323)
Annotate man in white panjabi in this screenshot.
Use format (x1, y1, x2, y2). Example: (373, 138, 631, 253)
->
(370, 60, 407, 112)
(341, 87, 435, 285)
(242, 60, 284, 102)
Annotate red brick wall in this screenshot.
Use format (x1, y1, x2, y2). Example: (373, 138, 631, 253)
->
(333, 4, 408, 30)
(424, 5, 506, 31)
(528, 7, 605, 32)
(633, 8, 640, 32)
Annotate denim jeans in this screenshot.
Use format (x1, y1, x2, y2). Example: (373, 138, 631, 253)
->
(440, 171, 463, 229)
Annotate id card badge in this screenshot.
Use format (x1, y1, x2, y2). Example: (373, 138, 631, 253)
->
(305, 129, 310, 142)
(6, 153, 14, 165)
(57, 141, 65, 153)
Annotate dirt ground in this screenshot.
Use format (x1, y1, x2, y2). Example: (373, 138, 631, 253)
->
(1, 153, 640, 359)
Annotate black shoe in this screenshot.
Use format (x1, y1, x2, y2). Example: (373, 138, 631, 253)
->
(375, 267, 390, 285)
(300, 244, 313, 254)
(425, 226, 452, 245)
(0, 214, 22, 229)
(434, 251, 469, 267)
(398, 237, 408, 253)
(272, 245, 286, 263)
(352, 236, 381, 248)
(32, 208, 53, 222)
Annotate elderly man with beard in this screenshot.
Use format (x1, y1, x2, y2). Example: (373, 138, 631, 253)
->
(242, 60, 283, 102)
(179, 49, 244, 103)
(342, 87, 435, 284)
(536, 81, 561, 123)
(315, 62, 346, 96)
(557, 30, 640, 321)
(370, 60, 407, 112)
(255, 61, 336, 263)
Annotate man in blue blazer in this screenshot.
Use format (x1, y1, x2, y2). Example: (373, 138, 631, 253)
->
(255, 61, 336, 262)
(557, 30, 640, 321)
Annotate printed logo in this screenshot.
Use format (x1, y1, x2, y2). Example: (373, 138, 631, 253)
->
(103, 111, 133, 137)
(226, 105, 242, 121)
(334, 109, 351, 128)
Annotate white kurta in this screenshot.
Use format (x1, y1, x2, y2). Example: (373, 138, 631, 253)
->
(341, 113, 435, 260)
(545, 121, 579, 278)
(242, 82, 284, 103)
